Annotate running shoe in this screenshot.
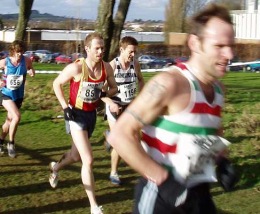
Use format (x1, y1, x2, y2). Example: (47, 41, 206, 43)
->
(91, 205, 103, 214)
(109, 172, 121, 185)
(0, 143, 4, 156)
(7, 142, 16, 158)
(49, 162, 59, 188)
(103, 130, 111, 153)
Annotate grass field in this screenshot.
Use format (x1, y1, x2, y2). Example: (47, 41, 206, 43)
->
(0, 67, 259, 214)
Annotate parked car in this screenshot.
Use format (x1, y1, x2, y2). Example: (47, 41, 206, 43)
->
(52, 52, 61, 59)
(23, 51, 40, 62)
(174, 56, 189, 64)
(138, 55, 157, 64)
(227, 59, 244, 72)
(244, 60, 260, 72)
(144, 57, 176, 69)
(71, 53, 84, 61)
(227, 64, 244, 72)
(55, 55, 72, 64)
(35, 50, 53, 63)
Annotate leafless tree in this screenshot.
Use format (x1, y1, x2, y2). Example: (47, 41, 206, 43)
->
(95, 0, 131, 61)
(15, 0, 34, 41)
(164, 0, 187, 43)
(95, 0, 115, 61)
(164, 0, 242, 44)
(109, 0, 132, 60)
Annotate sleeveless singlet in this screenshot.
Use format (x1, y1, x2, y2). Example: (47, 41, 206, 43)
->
(141, 63, 230, 187)
(1, 56, 27, 101)
(112, 57, 137, 105)
(69, 58, 107, 111)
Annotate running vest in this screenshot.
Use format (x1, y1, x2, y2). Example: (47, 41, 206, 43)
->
(69, 58, 107, 111)
(112, 57, 137, 105)
(141, 63, 230, 187)
(1, 56, 27, 101)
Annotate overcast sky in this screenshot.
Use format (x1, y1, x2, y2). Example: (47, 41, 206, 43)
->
(0, 0, 168, 21)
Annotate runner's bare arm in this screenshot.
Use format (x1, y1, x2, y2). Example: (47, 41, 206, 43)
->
(105, 62, 118, 97)
(134, 60, 145, 92)
(25, 57, 35, 77)
(108, 72, 178, 185)
(0, 58, 6, 70)
(53, 63, 80, 109)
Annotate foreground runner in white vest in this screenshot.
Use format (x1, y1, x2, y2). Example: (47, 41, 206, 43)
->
(107, 3, 237, 214)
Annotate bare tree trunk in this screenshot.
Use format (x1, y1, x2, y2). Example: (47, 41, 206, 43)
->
(15, 0, 34, 41)
(109, 0, 131, 61)
(164, 0, 186, 43)
(95, 0, 116, 61)
(95, 0, 131, 61)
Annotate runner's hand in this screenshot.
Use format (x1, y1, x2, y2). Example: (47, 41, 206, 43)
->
(158, 173, 187, 207)
(216, 157, 239, 192)
(109, 103, 120, 115)
(64, 107, 74, 121)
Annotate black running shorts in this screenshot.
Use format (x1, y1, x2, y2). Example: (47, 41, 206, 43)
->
(65, 108, 96, 138)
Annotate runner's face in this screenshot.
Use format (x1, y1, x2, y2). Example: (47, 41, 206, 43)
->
(121, 45, 137, 62)
(13, 51, 23, 61)
(198, 18, 234, 78)
(87, 38, 104, 62)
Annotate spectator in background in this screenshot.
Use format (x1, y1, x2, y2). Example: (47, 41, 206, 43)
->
(0, 40, 35, 158)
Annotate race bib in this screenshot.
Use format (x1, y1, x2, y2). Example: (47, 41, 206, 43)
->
(118, 82, 137, 103)
(6, 75, 23, 90)
(79, 81, 104, 103)
(174, 134, 230, 187)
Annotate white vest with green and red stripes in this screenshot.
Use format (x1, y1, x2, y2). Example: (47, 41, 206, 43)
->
(141, 63, 230, 187)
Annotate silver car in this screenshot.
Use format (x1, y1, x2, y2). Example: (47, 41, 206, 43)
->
(35, 50, 53, 63)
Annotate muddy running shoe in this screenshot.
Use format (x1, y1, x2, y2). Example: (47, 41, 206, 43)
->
(91, 205, 103, 214)
(49, 162, 59, 188)
(109, 172, 121, 185)
(7, 142, 16, 158)
(103, 130, 111, 153)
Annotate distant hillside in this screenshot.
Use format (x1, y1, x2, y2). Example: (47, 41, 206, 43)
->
(0, 10, 81, 22)
(0, 10, 163, 32)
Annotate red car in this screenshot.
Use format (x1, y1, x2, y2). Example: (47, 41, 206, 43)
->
(55, 55, 72, 64)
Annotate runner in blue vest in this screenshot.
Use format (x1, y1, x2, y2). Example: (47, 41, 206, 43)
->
(0, 40, 35, 158)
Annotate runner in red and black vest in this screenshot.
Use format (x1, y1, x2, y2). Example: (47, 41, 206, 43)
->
(50, 32, 117, 214)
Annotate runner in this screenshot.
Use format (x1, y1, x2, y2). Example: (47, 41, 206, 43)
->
(107, 4, 236, 213)
(104, 36, 144, 185)
(49, 32, 117, 214)
(0, 40, 35, 158)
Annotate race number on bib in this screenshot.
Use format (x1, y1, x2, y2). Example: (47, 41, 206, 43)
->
(174, 134, 231, 187)
(118, 82, 136, 103)
(79, 81, 104, 103)
(6, 75, 23, 90)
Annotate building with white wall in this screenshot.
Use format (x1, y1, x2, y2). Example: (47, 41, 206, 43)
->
(245, 0, 260, 12)
(0, 6, 259, 44)
(231, 10, 260, 40)
(0, 29, 165, 44)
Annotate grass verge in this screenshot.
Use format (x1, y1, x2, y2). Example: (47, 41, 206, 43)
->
(0, 70, 259, 214)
